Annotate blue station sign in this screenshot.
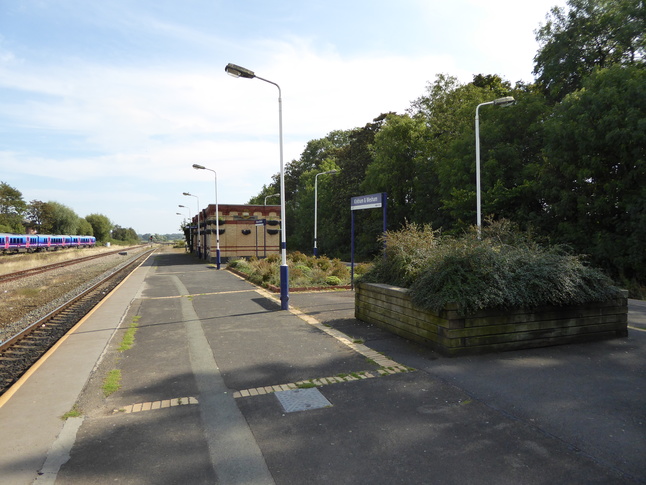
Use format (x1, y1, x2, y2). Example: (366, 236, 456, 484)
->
(351, 193, 384, 211)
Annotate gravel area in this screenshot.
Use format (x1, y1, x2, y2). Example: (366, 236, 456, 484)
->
(0, 246, 156, 343)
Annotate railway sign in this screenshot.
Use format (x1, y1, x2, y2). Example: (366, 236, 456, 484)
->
(350, 192, 387, 288)
(351, 193, 384, 211)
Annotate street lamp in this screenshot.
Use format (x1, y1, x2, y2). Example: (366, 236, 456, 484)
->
(193, 163, 221, 269)
(178, 204, 192, 248)
(475, 96, 515, 237)
(183, 192, 201, 258)
(264, 193, 280, 205)
(226, 62, 289, 310)
(314, 170, 338, 256)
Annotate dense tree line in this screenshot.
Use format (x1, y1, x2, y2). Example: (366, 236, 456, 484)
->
(0, 181, 139, 243)
(249, 0, 645, 291)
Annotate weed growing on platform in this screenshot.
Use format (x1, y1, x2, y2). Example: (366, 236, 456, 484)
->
(118, 316, 140, 352)
(102, 369, 121, 397)
(61, 404, 82, 420)
(297, 382, 317, 389)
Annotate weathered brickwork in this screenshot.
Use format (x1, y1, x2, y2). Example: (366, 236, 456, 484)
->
(355, 282, 628, 356)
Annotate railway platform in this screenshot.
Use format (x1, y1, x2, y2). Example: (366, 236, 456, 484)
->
(1, 249, 645, 484)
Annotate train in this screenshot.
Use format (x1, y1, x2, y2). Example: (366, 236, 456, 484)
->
(0, 234, 97, 254)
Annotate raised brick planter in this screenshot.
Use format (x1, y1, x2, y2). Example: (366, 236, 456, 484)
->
(355, 282, 628, 357)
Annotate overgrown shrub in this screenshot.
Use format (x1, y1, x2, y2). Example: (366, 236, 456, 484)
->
(360, 221, 621, 315)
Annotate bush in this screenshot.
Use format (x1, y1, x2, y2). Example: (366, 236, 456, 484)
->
(325, 276, 342, 286)
(227, 252, 350, 288)
(360, 221, 621, 315)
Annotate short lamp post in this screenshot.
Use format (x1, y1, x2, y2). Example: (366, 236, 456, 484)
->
(475, 96, 515, 238)
(192, 163, 221, 269)
(225, 62, 289, 310)
(314, 170, 337, 256)
(183, 192, 201, 258)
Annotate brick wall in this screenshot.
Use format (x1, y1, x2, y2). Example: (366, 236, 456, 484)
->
(355, 282, 628, 356)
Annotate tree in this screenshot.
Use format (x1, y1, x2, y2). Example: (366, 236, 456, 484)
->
(47, 202, 80, 235)
(321, 116, 387, 259)
(0, 181, 27, 232)
(77, 218, 94, 236)
(112, 225, 138, 242)
(26, 200, 52, 233)
(86, 213, 113, 241)
(541, 64, 646, 282)
(363, 113, 428, 226)
(534, 0, 646, 101)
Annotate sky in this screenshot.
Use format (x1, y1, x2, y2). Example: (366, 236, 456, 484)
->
(0, 0, 568, 235)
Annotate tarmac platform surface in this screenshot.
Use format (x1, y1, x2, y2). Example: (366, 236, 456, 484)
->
(1, 249, 644, 484)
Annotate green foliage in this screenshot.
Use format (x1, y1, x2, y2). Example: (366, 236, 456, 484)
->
(325, 276, 341, 286)
(541, 64, 646, 283)
(47, 201, 80, 235)
(111, 225, 139, 243)
(241, 2, 645, 289)
(229, 253, 350, 288)
(534, 0, 645, 101)
(77, 218, 94, 236)
(361, 222, 621, 315)
(102, 369, 122, 397)
(0, 181, 26, 232)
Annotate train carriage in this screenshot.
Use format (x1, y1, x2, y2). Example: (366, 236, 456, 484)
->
(1, 234, 96, 253)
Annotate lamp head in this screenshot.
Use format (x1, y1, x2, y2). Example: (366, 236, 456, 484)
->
(493, 96, 515, 107)
(225, 63, 256, 79)
(193, 164, 205, 170)
(183, 192, 191, 196)
(327, 170, 338, 175)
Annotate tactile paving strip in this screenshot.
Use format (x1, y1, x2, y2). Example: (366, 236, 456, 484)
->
(274, 388, 332, 413)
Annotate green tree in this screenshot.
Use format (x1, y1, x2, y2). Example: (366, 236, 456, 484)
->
(112, 225, 138, 242)
(86, 213, 113, 241)
(26, 200, 51, 233)
(363, 113, 429, 226)
(541, 64, 646, 283)
(77, 218, 94, 236)
(322, 116, 387, 259)
(408, 74, 527, 232)
(48, 202, 80, 235)
(534, 0, 646, 101)
(0, 181, 27, 232)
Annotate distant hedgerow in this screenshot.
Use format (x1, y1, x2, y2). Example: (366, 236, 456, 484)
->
(359, 221, 621, 315)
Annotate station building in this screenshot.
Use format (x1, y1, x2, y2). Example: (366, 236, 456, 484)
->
(186, 204, 281, 261)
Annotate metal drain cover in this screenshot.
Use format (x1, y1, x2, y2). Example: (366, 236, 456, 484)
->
(275, 388, 332, 413)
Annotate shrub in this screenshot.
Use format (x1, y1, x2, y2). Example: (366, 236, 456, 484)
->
(227, 252, 350, 288)
(360, 221, 621, 315)
(325, 276, 342, 286)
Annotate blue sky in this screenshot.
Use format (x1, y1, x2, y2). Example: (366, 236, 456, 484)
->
(0, 0, 566, 235)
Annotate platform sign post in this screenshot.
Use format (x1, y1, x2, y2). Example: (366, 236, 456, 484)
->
(350, 193, 387, 288)
(255, 219, 266, 258)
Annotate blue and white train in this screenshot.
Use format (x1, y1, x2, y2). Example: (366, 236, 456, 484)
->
(0, 234, 96, 254)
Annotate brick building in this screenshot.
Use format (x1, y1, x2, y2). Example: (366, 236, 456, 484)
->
(187, 204, 281, 262)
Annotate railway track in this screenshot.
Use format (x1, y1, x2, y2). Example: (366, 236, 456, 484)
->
(0, 248, 154, 396)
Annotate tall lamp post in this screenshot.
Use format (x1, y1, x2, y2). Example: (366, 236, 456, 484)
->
(475, 96, 515, 237)
(183, 192, 201, 258)
(225, 62, 289, 310)
(264, 193, 280, 205)
(192, 163, 221, 269)
(314, 170, 337, 256)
